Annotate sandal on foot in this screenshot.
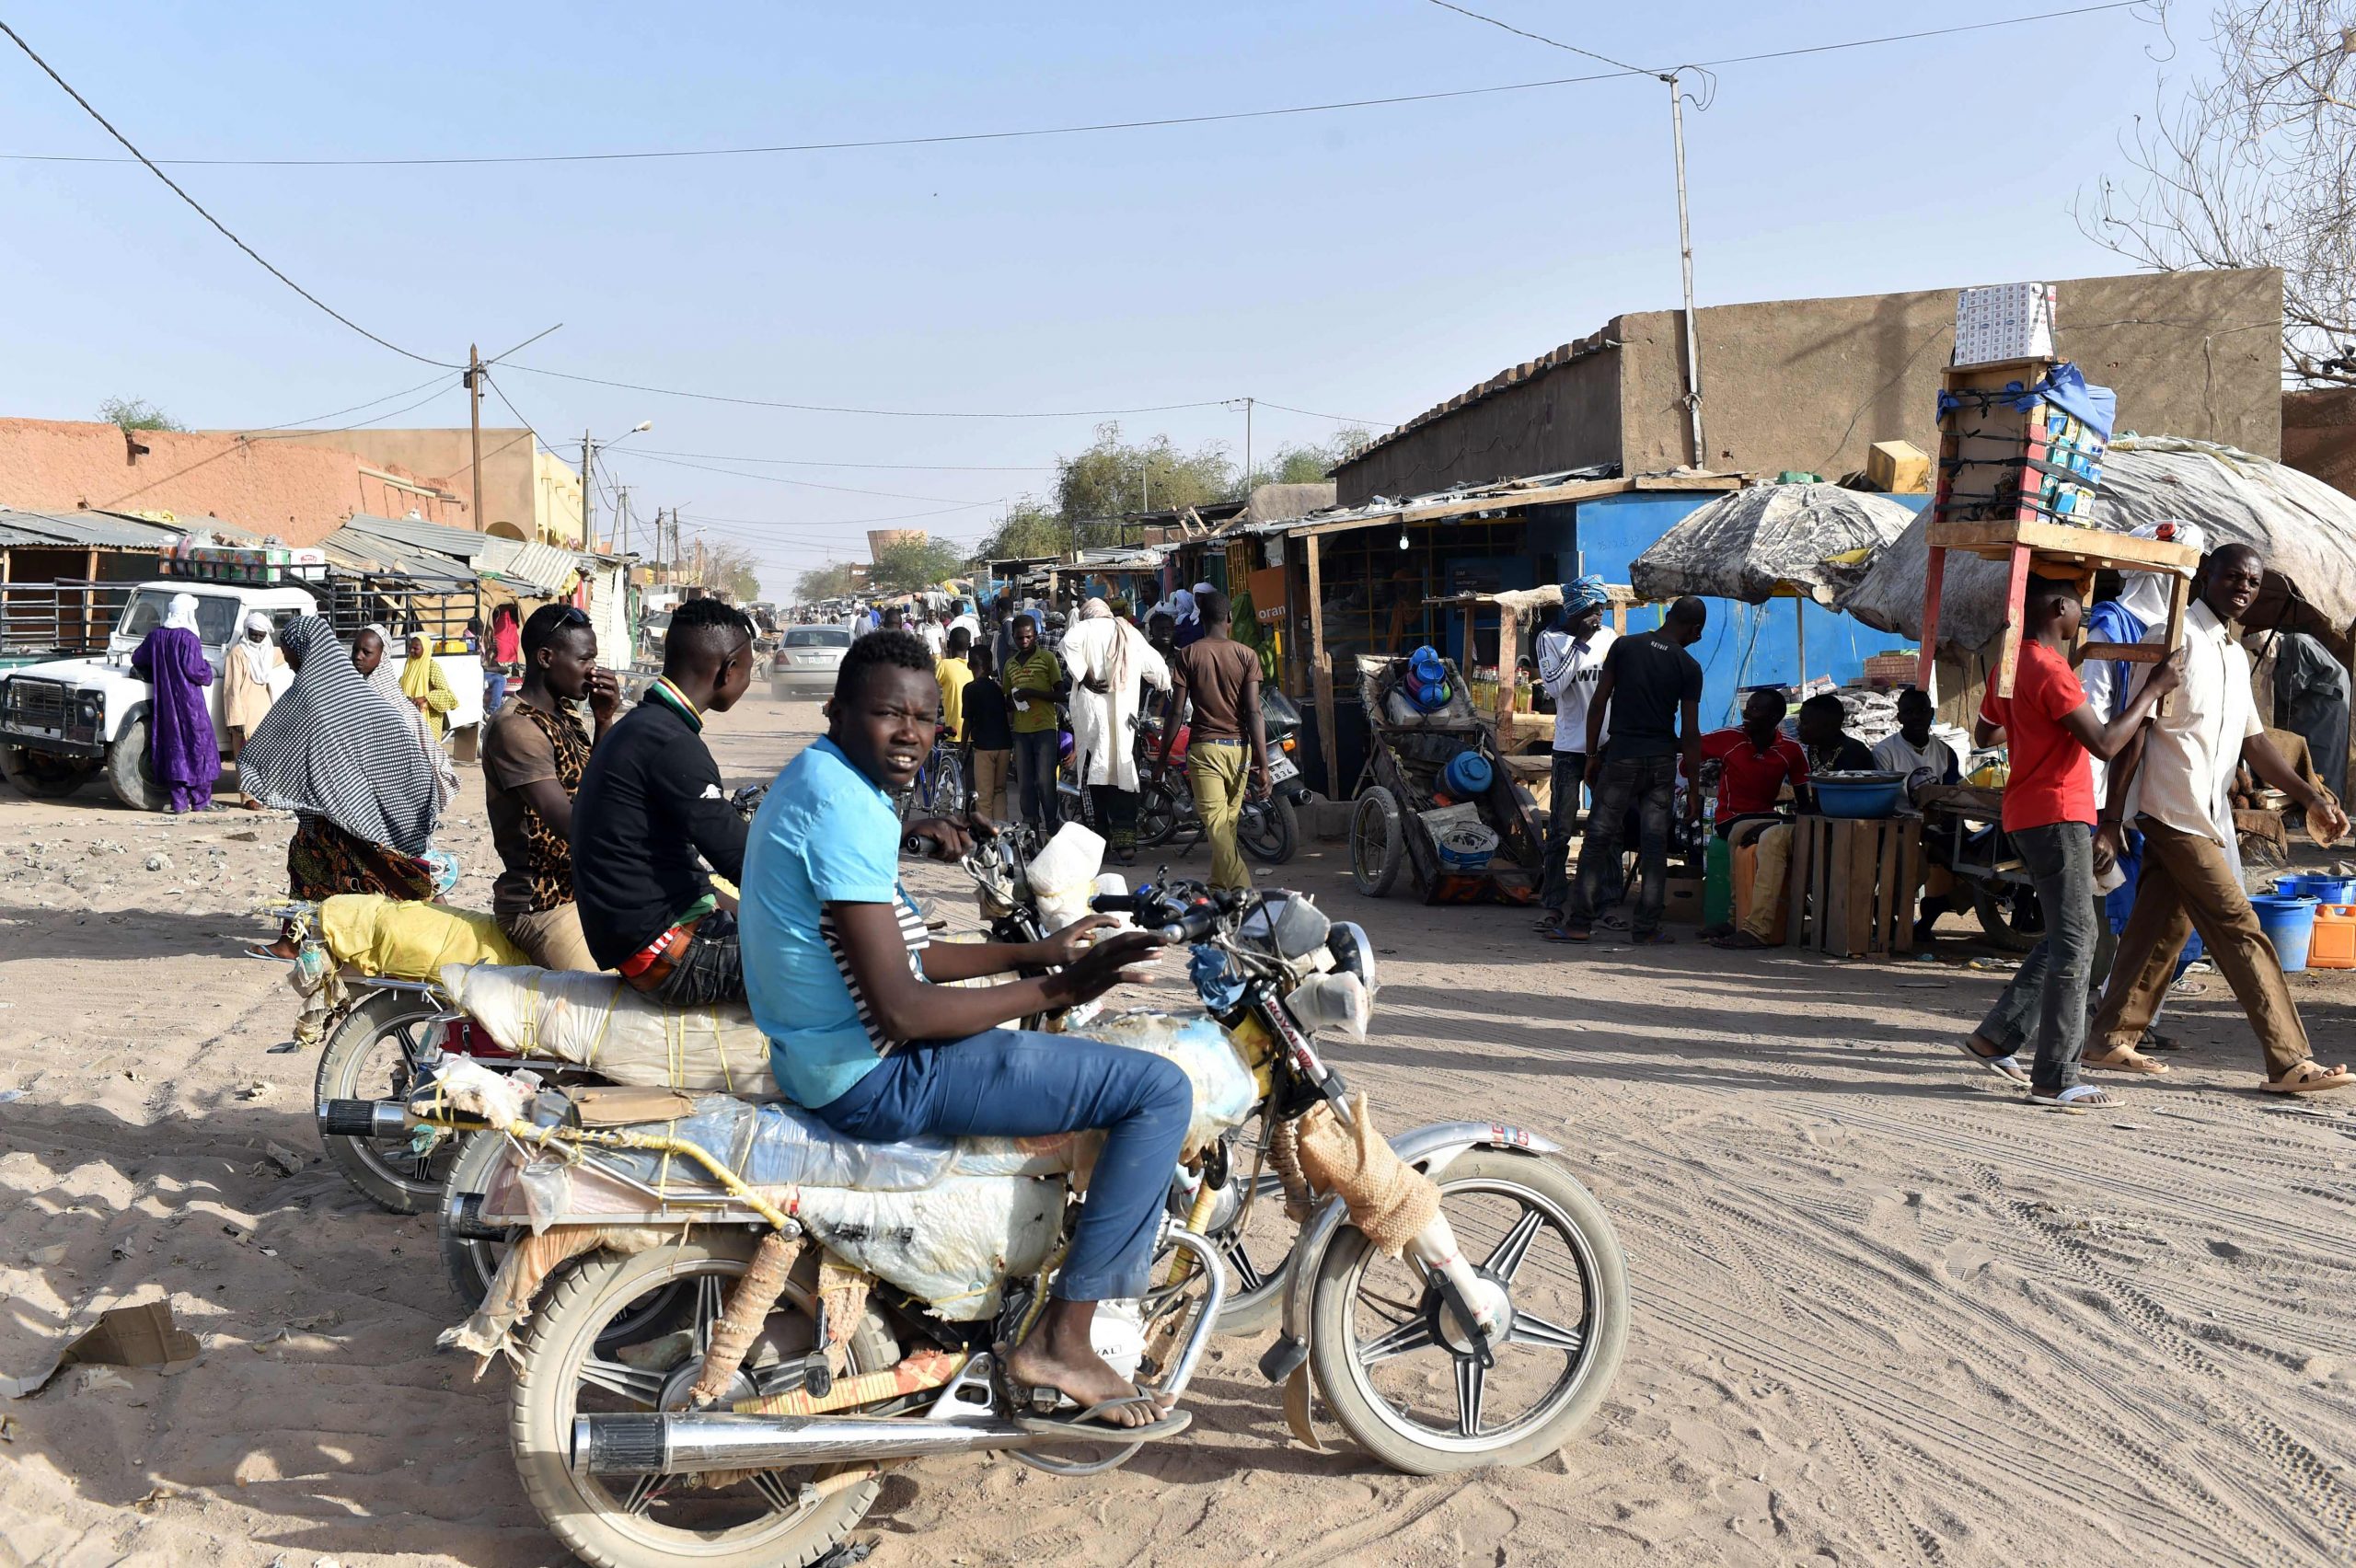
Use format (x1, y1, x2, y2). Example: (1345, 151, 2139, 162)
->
(1707, 930, 1771, 950)
(1541, 924, 1592, 943)
(1011, 1394, 1191, 1441)
(2082, 1043, 2171, 1076)
(2264, 1061, 2353, 1094)
(2027, 1084, 2113, 1114)
(1956, 1037, 2029, 1084)
(1598, 914, 1632, 932)
(1627, 930, 1676, 945)
(2139, 1029, 2191, 1053)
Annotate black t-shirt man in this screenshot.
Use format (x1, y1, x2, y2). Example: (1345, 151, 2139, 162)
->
(1596, 633, 1703, 760)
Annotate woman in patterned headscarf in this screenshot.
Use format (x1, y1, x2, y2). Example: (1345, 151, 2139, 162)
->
(242, 617, 445, 956)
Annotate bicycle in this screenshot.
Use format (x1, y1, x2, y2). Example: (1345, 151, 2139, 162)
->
(897, 723, 966, 822)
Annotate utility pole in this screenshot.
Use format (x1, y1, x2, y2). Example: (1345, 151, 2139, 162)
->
(1242, 397, 1253, 499)
(465, 344, 484, 533)
(616, 486, 631, 557)
(1666, 70, 1705, 469)
(580, 430, 595, 552)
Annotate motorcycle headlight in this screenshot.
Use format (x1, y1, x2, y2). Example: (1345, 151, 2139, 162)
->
(1294, 971, 1370, 1039)
(1325, 920, 1377, 1000)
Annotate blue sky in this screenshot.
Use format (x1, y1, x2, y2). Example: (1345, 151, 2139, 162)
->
(0, 2, 2185, 595)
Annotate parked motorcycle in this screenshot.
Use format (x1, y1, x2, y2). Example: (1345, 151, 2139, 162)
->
(400, 841, 1627, 1567)
(306, 784, 775, 1215)
(1136, 688, 1311, 865)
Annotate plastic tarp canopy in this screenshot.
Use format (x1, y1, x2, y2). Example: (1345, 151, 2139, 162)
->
(1837, 438, 2356, 655)
(1628, 484, 1922, 607)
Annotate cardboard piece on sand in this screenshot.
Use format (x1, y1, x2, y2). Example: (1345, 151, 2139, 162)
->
(2, 1299, 202, 1399)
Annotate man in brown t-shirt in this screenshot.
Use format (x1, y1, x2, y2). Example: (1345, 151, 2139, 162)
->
(1155, 588, 1267, 890)
(479, 604, 621, 970)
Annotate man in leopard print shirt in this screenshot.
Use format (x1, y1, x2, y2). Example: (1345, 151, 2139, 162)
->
(479, 604, 621, 969)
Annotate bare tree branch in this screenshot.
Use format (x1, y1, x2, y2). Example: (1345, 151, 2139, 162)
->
(2081, 0, 2356, 385)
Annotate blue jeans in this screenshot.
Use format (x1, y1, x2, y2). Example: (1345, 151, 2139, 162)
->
(1568, 753, 1678, 939)
(1013, 730, 1061, 830)
(810, 1029, 1192, 1301)
(1975, 821, 2096, 1094)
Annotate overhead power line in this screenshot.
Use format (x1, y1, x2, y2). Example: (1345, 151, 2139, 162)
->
(1421, 0, 1649, 74)
(630, 446, 1055, 473)
(609, 448, 1019, 506)
(503, 361, 1234, 421)
(0, 20, 456, 366)
(1, 5, 2139, 172)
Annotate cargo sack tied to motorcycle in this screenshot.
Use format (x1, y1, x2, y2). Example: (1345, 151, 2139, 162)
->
(321, 894, 527, 977)
(440, 963, 779, 1097)
(1065, 1009, 1257, 1156)
(1293, 1092, 1441, 1258)
(1025, 821, 1107, 933)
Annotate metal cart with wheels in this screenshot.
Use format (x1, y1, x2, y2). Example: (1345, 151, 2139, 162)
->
(1346, 654, 1545, 903)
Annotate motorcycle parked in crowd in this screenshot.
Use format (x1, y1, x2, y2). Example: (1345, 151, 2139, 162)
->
(391, 829, 1627, 1568)
(1133, 687, 1311, 865)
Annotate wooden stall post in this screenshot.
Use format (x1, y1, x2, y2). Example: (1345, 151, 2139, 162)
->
(1495, 606, 1521, 730)
(1306, 532, 1340, 801)
(1914, 545, 1945, 692)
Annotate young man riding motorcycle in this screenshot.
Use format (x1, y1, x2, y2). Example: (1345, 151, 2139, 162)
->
(572, 597, 757, 1004)
(738, 628, 1188, 1429)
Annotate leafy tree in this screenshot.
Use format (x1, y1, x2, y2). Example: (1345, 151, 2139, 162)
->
(796, 561, 859, 602)
(1058, 422, 1235, 522)
(698, 540, 764, 603)
(870, 533, 972, 593)
(1239, 429, 1371, 492)
(2085, 0, 2356, 384)
(99, 397, 184, 432)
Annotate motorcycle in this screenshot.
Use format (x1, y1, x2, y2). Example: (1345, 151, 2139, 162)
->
(1136, 688, 1311, 865)
(401, 838, 1628, 1568)
(434, 824, 1298, 1339)
(305, 784, 775, 1215)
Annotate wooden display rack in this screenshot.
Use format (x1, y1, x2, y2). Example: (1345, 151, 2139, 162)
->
(1914, 356, 2200, 696)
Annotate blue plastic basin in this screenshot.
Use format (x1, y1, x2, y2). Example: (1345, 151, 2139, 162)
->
(1813, 777, 1903, 819)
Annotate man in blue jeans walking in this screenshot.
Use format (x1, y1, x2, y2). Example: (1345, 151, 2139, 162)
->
(1553, 597, 1708, 946)
(740, 628, 1186, 1428)
(1960, 579, 2181, 1109)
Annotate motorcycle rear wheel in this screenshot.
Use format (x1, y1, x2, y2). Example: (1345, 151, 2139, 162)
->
(1239, 792, 1299, 865)
(512, 1232, 899, 1568)
(1136, 779, 1184, 849)
(314, 989, 455, 1214)
(1307, 1149, 1627, 1474)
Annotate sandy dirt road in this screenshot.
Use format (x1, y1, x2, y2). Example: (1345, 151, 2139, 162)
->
(3, 692, 2354, 1567)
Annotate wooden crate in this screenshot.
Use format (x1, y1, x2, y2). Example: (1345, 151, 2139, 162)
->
(1915, 516, 2200, 698)
(1785, 815, 1923, 959)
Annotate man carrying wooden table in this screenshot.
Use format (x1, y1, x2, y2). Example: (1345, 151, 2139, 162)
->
(2090, 543, 2354, 1093)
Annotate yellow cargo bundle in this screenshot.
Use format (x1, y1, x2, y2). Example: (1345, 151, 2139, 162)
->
(319, 894, 527, 978)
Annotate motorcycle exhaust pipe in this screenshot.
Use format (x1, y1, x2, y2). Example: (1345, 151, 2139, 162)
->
(573, 1412, 1045, 1475)
(318, 1099, 408, 1140)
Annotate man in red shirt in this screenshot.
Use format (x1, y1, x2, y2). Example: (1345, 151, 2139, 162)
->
(1963, 579, 2181, 1110)
(1698, 687, 1809, 948)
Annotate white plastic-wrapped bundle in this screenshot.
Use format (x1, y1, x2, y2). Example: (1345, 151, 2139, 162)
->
(1026, 822, 1105, 933)
(1075, 1009, 1257, 1155)
(441, 963, 779, 1097)
(796, 1175, 1067, 1316)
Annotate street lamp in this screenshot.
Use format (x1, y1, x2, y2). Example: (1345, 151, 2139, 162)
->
(581, 420, 653, 548)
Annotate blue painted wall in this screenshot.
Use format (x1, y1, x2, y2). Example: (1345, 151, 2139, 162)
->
(1570, 490, 1934, 729)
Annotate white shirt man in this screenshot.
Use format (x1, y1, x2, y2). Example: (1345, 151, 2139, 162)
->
(1537, 622, 1616, 755)
(2121, 597, 2259, 852)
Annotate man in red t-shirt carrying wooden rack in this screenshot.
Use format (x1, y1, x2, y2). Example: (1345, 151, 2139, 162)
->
(1959, 579, 2182, 1111)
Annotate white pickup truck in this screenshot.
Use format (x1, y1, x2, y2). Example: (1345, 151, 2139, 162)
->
(0, 580, 483, 811)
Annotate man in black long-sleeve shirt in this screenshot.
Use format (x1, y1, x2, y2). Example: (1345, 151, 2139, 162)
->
(572, 597, 757, 1005)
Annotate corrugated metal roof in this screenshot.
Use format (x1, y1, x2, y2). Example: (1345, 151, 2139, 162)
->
(321, 524, 477, 586)
(476, 536, 583, 598)
(339, 511, 495, 561)
(0, 507, 183, 550)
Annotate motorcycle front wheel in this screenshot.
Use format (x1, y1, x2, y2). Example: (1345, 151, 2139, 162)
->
(1307, 1149, 1628, 1474)
(1136, 779, 1184, 849)
(512, 1231, 901, 1568)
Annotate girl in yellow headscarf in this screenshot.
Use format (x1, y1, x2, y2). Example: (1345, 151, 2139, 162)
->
(400, 633, 460, 740)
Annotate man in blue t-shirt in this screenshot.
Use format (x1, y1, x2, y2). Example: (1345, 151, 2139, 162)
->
(740, 628, 1187, 1430)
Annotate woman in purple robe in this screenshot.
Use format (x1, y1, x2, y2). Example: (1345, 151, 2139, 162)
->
(130, 593, 219, 813)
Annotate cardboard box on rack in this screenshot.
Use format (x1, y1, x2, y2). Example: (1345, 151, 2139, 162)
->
(1953, 282, 2057, 367)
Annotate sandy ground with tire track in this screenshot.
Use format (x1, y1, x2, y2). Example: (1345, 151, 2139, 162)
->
(3, 693, 2355, 1567)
